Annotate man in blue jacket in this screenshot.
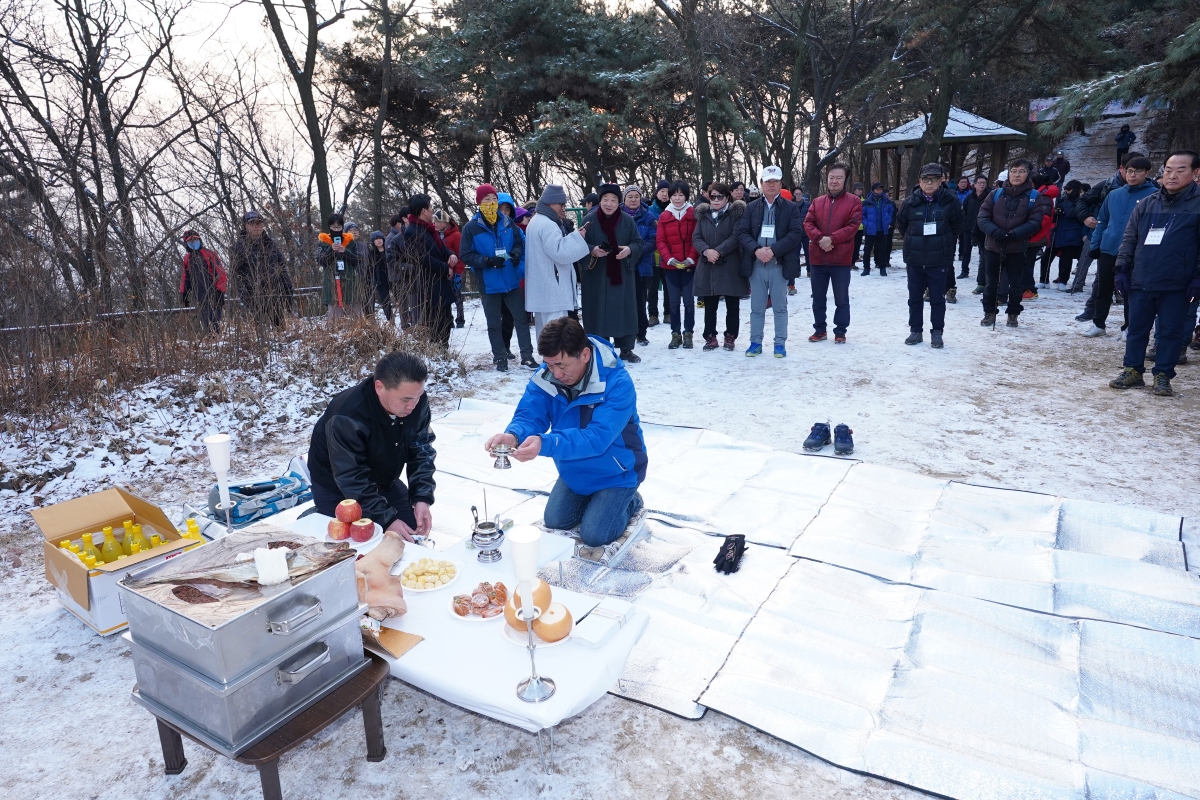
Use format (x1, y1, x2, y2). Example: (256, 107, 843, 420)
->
(1109, 151, 1200, 396)
(486, 317, 648, 547)
(860, 182, 895, 276)
(1080, 156, 1156, 338)
(460, 184, 534, 371)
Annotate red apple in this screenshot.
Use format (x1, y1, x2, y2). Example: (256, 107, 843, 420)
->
(336, 499, 363, 523)
(350, 518, 375, 543)
(327, 519, 351, 541)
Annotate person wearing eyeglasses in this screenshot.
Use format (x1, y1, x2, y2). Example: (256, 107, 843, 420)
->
(692, 183, 748, 351)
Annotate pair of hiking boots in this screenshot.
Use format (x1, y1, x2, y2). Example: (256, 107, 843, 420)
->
(804, 422, 853, 455)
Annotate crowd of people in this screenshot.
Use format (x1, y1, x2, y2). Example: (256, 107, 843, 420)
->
(178, 143, 1200, 395)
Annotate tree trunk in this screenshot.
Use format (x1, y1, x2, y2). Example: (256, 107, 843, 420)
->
(372, 0, 393, 231)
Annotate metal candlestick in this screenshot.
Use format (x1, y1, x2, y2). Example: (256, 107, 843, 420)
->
(516, 605, 556, 703)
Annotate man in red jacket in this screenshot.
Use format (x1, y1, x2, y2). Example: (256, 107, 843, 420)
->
(803, 164, 862, 343)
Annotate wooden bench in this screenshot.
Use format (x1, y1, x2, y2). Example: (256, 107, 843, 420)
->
(153, 652, 390, 800)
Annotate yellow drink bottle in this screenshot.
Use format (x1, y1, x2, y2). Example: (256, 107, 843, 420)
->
(131, 524, 151, 552)
(129, 541, 141, 555)
(80, 533, 103, 563)
(101, 528, 124, 564)
(150, 534, 162, 548)
(84, 553, 97, 569)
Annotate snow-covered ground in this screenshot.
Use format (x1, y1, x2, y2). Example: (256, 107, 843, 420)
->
(2, 251, 1195, 799)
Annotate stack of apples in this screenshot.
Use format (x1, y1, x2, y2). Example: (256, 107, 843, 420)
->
(327, 499, 375, 543)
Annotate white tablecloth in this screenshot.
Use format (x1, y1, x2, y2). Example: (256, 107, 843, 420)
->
(285, 514, 648, 732)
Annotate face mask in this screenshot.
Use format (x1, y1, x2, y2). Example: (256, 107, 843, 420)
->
(187, 239, 202, 251)
(480, 201, 499, 225)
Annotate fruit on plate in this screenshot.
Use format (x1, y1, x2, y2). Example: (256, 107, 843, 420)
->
(327, 519, 351, 541)
(532, 602, 573, 642)
(504, 578, 552, 631)
(336, 499, 363, 523)
(401, 558, 457, 590)
(452, 581, 506, 617)
(350, 518, 375, 543)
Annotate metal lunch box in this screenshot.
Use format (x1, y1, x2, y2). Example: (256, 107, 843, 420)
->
(127, 602, 369, 757)
(118, 545, 359, 684)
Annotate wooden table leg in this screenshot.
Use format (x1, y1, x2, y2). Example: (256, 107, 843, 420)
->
(257, 759, 283, 800)
(362, 684, 387, 762)
(156, 719, 188, 775)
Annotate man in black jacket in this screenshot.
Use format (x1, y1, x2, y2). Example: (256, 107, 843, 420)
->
(308, 352, 437, 542)
(896, 164, 964, 348)
(961, 175, 989, 283)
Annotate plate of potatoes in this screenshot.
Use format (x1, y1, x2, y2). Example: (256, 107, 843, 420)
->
(396, 558, 461, 592)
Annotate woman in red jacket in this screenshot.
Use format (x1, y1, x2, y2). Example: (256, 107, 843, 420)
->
(179, 229, 228, 334)
(434, 210, 464, 326)
(656, 180, 699, 349)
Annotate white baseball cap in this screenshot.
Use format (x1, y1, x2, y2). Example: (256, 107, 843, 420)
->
(998, 170, 1009, 182)
(760, 165, 783, 182)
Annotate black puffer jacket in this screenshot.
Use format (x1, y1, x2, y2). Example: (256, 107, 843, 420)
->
(894, 187, 964, 267)
(308, 377, 437, 529)
(977, 180, 1050, 253)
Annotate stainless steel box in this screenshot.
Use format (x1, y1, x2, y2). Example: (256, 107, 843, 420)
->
(118, 538, 360, 684)
(127, 603, 368, 757)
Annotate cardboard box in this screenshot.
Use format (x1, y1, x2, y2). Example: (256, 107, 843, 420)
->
(33, 488, 191, 636)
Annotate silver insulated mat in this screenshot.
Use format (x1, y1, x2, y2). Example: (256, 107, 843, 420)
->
(699, 560, 1200, 800)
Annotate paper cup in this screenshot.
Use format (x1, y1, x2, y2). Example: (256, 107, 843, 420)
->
(508, 525, 541, 582)
(203, 433, 231, 473)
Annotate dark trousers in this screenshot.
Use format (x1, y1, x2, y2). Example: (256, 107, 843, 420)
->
(810, 265, 852, 335)
(975, 241, 987, 286)
(647, 266, 670, 319)
(958, 228, 974, 273)
(1093, 252, 1118, 329)
(908, 265, 949, 333)
(1117, 148, 1129, 169)
(501, 302, 514, 349)
(1125, 289, 1188, 379)
(635, 272, 649, 337)
(608, 334, 636, 353)
(1023, 244, 1042, 291)
(196, 289, 225, 334)
(374, 270, 393, 321)
(853, 229, 864, 263)
(862, 234, 890, 274)
(311, 480, 418, 531)
(481, 288, 532, 361)
(1052, 246, 1082, 285)
(663, 269, 696, 333)
(702, 295, 741, 338)
(983, 250, 1026, 316)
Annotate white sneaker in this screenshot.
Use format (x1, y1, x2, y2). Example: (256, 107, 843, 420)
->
(1081, 324, 1106, 338)
(1055, 283, 1070, 291)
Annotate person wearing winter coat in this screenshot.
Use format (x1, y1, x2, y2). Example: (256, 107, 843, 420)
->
(1115, 125, 1137, 168)
(1036, 156, 1061, 188)
(692, 183, 748, 351)
(1108, 151, 1200, 396)
(1052, 152, 1071, 185)
(433, 210, 464, 327)
(1029, 179, 1061, 295)
(737, 165, 805, 356)
(622, 185, 659, 346)
(397, 194, 457, 345)
(976, 159, 1050, 327)
(524, 184, 590, 340)
(230, 210, 294, 327)
(1081, 155, 1157, 337)
(460, 184, 535, 371)
(579, 184, 645, 362)
(317, 213, 362, 318)
(656, 180, 699, 349)
(803, 163, 863, 344)
(1050, 182, 1088, 289)
(179, 230, 227, 334)
(1069, 159, 1134, 297)
(960, 176, 989, 284)
(860, 183, 896, 276)
(367, 231, 392, 321)
(486, 317, 647, 547)
(895, 164, 964, 348)
(646, 179, 672, 325)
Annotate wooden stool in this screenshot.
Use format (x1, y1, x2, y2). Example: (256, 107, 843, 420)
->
(153, 652, 390, 800)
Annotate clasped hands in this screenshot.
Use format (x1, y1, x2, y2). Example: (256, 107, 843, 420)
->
(484, 432, 541, 463)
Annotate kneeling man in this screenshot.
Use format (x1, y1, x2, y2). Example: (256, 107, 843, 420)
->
(486, 317, 647, 546)
(309, 351, 436, 542)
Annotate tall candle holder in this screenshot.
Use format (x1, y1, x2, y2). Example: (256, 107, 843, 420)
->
(509, 525, 555, 703)
(202, 433, 234, 533)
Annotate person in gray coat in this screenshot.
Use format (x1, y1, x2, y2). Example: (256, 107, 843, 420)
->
(692, 183, 748, 351)
(579, 183, 645, 362)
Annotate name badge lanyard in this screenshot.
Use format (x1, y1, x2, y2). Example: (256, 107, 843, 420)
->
(334, 237, 345, 307)
(1145, 214, 1171, 246)
(923, 203, 937, 236)
(761, 202, 776, 241)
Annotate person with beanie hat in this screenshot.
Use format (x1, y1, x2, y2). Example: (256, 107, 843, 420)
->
(646, 179, 673, 326)
(579, 183, 646, 362)
(366, 230, 392, 321)
(317, 211, 362, 318)
(525, 184, 590, 339)
(179, 230, 227, 334)
(623, 184, 659, 345)
(461, 185, 535, 370)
